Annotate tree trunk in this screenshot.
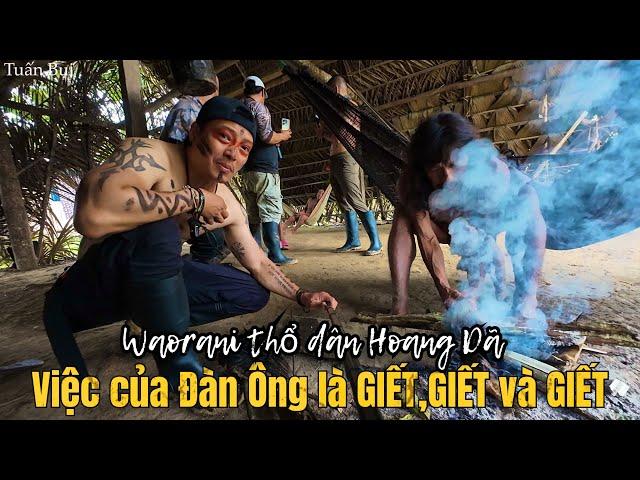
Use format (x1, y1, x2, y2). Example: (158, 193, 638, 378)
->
(0, 113, 38, 270)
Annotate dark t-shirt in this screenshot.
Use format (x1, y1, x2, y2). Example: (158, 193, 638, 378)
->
(242, 97, 280, 174)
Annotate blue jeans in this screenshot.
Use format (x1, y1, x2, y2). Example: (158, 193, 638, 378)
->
(190, 229, 230, 264)
(43, 218, 269, 376)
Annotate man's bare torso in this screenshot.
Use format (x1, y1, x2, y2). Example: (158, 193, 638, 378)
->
(81, 139, 243, 247)
(329, 135, 348, 156)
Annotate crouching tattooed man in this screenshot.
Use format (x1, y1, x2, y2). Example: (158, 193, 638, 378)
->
(43, 97, 337, 390)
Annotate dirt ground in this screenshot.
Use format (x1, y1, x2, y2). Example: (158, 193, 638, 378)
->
(1, 223, 639, 420)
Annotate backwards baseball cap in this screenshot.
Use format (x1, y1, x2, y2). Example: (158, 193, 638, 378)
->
(244, 75, 265, 89)
(195, 96, 257, 140)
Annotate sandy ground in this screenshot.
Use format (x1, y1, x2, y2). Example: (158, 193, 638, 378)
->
(1, 224, 639, 420)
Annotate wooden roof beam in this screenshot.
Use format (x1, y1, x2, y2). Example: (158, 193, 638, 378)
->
(282, 170, 329, 183)
(281, 179, 328, 192)
(213, 60, 240, 73)
(279, 159, 328, 171)
(282, 146, 329, 160)
(377, 67, 525, 112)
(359, 60, 460, 94)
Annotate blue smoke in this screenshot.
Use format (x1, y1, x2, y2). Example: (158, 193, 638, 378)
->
(533, 60, 640, 249)
(430, 139, 550, 357)
(431, 60, 640, 358)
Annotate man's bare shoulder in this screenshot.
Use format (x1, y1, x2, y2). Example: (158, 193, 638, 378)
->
(79, 137, 178, 194)
(218, 183, 249, 226)
(93, 137, 172, 172)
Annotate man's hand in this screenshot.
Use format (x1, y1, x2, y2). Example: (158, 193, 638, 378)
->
(301, 291, 338, 310)
(443, 287, 464, 309)
(200, 188, 229, 224)
(280, 129, 293, 142)
(511, 292, 538, 320)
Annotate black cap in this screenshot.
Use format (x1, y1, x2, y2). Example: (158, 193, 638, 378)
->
(195, 96, 257, 140)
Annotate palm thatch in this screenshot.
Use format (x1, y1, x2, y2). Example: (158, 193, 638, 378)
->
(1, 59, 605, 261)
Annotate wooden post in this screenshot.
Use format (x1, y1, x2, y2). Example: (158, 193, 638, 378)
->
(36, 158, 54, 262)
(118, 60, 148, 138)
(0, 113, 38, 270)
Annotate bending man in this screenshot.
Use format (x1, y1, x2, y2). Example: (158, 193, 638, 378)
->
(389, 112, 546, 321)
(279, 188, 325, 249)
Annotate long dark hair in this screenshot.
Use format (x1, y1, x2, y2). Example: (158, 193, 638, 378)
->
(402, 112, 479, 210)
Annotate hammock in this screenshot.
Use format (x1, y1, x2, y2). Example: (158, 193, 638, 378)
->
(282, 184, 333, 226)
(304, 183, 332, 226)
(285, 65, 640, 250)
(282, 202, 296, 218)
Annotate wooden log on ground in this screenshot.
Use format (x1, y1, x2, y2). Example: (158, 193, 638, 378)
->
(502, 349, 600, 420)
(552, 314, 640, 349)
(352, 312, 445, 331)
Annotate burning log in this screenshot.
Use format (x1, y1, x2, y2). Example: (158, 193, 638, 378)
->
(499, 326, 586, 369)
(581, 345, 611, 355)
(0, 358, 44, 375)
(351, 313, 445, 331)
(552, 314, 640, 349)
(352, 313, 587, 368)
(501, 349, 601, 420)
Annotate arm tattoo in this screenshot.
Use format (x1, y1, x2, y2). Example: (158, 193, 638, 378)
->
(266, 262, 297, 297)
(131, 186, 193, 218)
(229, 241, 246, 259)
(98, 139, 166, 191)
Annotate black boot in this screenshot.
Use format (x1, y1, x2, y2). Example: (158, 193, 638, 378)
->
(43, 284, 90, 378)
(262, 222, 297, 265)
(125, 272, 203, 392)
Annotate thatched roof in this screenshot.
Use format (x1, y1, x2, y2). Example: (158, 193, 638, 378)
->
(0, 59, 598, 242)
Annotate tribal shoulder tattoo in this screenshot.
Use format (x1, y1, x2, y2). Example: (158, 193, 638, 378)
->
(98, 139, 166, 191)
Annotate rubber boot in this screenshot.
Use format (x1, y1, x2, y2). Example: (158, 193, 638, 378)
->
(43, 284, 90, 378)
(335, 210, 362, 253)
(262, 222, 297, 265)
(125, 272, 203, 392)
(358, 210, 383, 256)
(249, 223, 265, 251)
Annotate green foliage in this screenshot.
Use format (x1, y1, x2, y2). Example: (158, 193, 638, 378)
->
(0, 60, 172, 254)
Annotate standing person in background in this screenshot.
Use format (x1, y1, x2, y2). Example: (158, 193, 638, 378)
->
(241, 75, 296, 265)
(160, 71, 230, 264)
(316, 75, 382, 256)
